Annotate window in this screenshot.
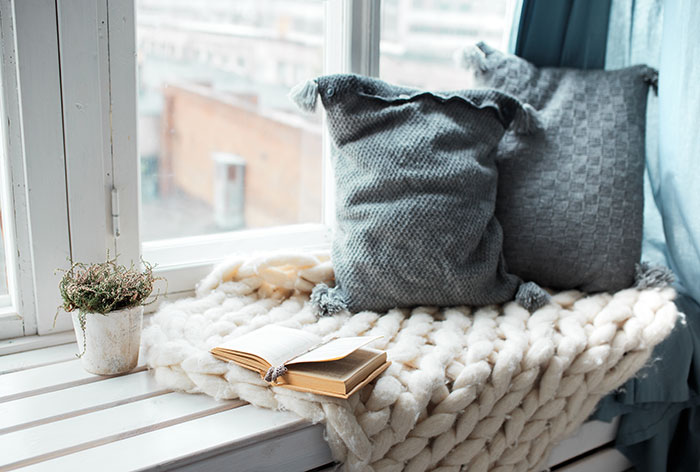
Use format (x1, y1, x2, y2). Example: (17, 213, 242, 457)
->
(0, 0, 517, 339)
(380, 0, 513, 90)
(0, 0, 70, 338)
(136, 0, 326, 241)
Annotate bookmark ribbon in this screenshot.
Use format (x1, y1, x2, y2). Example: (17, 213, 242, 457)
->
(264, 365, 289, 383)
(263, 336, 337, 384)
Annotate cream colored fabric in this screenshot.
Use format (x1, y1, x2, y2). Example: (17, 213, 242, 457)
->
(142, 252, 679, 472)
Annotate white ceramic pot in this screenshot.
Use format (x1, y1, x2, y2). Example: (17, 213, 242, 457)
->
(71, 306, 143, 375)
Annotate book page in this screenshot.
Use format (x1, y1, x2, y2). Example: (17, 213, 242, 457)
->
(216, 325, 322, 367)
(287, 336, 383, 365)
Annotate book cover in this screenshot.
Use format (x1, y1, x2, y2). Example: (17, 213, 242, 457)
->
(210, 325, 389, 398)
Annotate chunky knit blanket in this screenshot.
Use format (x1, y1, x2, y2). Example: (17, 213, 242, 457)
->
(142, 252, 679, 472)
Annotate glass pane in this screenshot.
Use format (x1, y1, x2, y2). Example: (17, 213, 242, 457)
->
(137, 0, 325, 241)
(380, 0, 512, 90)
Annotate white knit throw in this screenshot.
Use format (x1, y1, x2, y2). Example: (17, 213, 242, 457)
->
(142, 252, 679, 472)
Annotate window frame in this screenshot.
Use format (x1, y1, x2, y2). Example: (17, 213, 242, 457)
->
(0, 0, 520, 341)
(0, 0, 73, 338)
(0, 0, 383, 338)
(138, 0, 520, 300)
(134, 0, 384, 300)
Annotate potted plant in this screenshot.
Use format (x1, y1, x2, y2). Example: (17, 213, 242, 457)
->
(57, 257, 161, 375)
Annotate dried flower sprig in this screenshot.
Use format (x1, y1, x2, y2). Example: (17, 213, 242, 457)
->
(58, 257, 160, 315)
(56, 257, 164, 357)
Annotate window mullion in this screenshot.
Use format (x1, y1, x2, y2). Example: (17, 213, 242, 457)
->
(348, 0, 381, 77)
(106, 0, 141, 267)
(321, 0, 381, 227)
(324, 0, 381, 76)
(56, 0, 116, 268)
(0, 0, 35, 338)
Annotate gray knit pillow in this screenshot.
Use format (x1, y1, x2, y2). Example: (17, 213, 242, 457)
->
(290, 73, 548, 314)
(460, 42, 656, 293)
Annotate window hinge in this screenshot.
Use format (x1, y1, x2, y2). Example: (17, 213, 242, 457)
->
(111, 187, 120, 238)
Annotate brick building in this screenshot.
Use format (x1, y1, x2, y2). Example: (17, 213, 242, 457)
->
(157, 83, 322, 230)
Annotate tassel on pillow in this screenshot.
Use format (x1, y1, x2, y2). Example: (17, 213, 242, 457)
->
(311, 283, 348, 317)
(515, 282, 551, 312)
(634, 262, 674, 289)
(288, 79, 319, 113)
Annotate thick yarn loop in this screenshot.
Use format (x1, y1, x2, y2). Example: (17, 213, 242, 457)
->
(142, 251, 679, 472)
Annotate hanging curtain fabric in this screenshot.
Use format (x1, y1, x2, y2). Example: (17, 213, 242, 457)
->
(514, 0, 612, 68)
(595, 1, 700, 471)
(514, 0, 700, 470)
(656, 0, 700, 304)
(606, 0, 668, 271)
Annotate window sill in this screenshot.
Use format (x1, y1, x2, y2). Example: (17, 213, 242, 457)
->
(145, 223, 332, 297)
(0, 310, 26, 342)
(0, 342, 335, 471)
(0, 331, 76, 356)
(0, 341, 630, 471)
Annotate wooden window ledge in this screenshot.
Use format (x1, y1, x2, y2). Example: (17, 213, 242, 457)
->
(0, 342, 334, 471)
(0, 342, 630, 471)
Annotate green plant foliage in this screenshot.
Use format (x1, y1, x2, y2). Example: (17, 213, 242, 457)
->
(59, 258, 159, 315)
(56, 257, 162, 358)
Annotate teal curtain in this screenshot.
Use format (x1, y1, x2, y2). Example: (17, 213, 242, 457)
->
(594, 1, 700, 471)
(656, 0, 700, 304)
(514, 0, 612, 68)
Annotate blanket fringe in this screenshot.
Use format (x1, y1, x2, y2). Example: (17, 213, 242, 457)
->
(634, 261, 674, 289)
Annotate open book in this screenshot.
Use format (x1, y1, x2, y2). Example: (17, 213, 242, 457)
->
(210, 325, 390, 399)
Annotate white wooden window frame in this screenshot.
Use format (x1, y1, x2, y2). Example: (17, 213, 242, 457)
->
(0, 0, 382, 340)
(0, 0, 73, 339)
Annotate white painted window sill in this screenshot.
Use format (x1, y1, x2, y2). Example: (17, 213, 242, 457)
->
(0, 342, 334, 471)
(0, 342, 630, 472)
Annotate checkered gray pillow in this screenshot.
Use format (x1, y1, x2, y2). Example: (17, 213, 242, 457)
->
(461, 42, 656, 293)
(291, 74, 549, 314)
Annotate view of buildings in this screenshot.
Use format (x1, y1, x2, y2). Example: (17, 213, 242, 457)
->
(136, 0, 511, 241)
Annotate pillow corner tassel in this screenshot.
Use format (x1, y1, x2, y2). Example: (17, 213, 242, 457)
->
(634, 261, 675, 289)
(516, 281, 551, 312)
(642, 67, 659, 95)
(512, 102, 543, 135)
(289, 79, 319, 113)
(456, 41, 501, 74)
(456, 43, 490, 73)
(310, 283, 348, 317)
